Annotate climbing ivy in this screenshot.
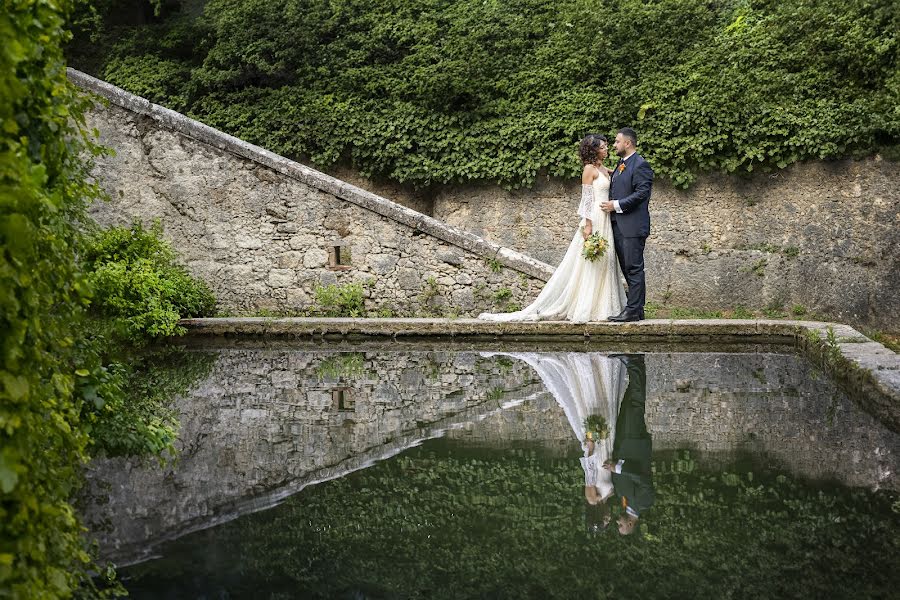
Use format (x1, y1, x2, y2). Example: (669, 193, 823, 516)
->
(68, 0, 899, 188)
(1, 2, 217, 596)
(1, 1, 113, 596)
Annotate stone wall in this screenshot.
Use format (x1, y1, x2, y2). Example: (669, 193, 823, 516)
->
(72, 68, 898, 328)
(71, 69, 551, 317)
(448, 352, 896, 491)
(82, 348, 896, 565)
(424, 162, 900, 330)
(81, 350, 544, 564)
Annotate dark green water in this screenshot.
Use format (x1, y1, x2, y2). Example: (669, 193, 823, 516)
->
(82, 347, 899, 599)
(120, 442, 899, 599)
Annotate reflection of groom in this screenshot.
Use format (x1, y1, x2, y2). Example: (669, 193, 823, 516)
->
(601, 127, 654, 322)
(603, 354, 654, 535)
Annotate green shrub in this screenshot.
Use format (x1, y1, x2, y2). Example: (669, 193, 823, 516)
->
(82, 220, 216, 341)
(68, 0, 899, 189)
(313, 283, 365, 317)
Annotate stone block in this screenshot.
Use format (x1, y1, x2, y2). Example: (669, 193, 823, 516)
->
(268, 269, 295, 288)
(276, 222, 300, 234)
(277, 251, 305, 268)
(303, 248, 329, 268)
(437, 249, 463, 265)
(370, 254, 399, 275)
(235, 234, 263, 249)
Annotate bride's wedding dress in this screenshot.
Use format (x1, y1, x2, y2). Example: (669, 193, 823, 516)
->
(478, 172, 625, 323)
(481, 352, 626, 498)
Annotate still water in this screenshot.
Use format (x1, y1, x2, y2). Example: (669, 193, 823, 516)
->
(82, 345, 899, 598)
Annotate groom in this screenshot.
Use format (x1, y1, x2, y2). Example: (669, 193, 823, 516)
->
(603, 354, 654, 535)
(601, 127, 654, 322)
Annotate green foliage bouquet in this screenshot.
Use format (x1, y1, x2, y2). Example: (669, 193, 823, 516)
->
(583, 414, 609, 441)
(582, 233, 608, 262)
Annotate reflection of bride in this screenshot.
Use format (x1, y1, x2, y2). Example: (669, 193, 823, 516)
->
(481, 353, 626, 505)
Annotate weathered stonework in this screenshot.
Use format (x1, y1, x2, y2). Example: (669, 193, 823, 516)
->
(82, 347, 897, 566)
(81, 350, 545, 564)
(69, 69, 551, 317)
(423, 163, 900, 331)
(341, 160, 900, 332)
(178, 317, 900, 431)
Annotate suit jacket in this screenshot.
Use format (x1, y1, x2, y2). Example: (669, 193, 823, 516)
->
(609, 153, 654, 238)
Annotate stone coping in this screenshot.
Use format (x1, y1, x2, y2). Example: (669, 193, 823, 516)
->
(179, 317, 899, 431)
(66, 68, 554, 281)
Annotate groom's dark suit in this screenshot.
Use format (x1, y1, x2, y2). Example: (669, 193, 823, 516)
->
(611, 354, 654, 517)
(609, 153, 654, 316)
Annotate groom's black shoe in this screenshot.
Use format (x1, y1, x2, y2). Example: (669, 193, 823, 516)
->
(608, 310, 643, 323)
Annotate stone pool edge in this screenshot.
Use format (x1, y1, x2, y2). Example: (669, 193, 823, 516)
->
(178, 317, 899, 430)
(180, 317, 900, 424)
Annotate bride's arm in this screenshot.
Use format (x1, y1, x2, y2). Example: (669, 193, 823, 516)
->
(579, 165, 596, 239)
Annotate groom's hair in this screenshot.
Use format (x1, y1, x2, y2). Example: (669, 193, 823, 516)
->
(618, 127, 638, 146)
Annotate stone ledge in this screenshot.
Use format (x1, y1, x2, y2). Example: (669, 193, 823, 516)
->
(66, 68, 555, 282)
(178, 317, 900, 431)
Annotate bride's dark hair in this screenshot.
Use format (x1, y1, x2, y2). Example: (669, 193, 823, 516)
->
(579, 134, 608, 166)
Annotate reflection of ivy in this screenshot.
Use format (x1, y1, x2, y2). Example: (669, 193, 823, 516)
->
(486, 386, 506, 401)
(124, 448, 898, 598)
(315, 353, 368, 381)
(91, 346, 218, 458)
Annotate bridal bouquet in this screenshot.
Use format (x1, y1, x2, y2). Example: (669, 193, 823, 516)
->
(583, 414, 609, 440)
(582, 233, 608, 262)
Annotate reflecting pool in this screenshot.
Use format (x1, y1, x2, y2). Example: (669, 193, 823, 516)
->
(81, 345, 899, 598)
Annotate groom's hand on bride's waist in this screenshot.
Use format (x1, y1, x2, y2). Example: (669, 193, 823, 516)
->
(601, 200, 623, 214)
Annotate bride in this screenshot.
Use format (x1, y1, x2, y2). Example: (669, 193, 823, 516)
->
(478, 134, 625, 323)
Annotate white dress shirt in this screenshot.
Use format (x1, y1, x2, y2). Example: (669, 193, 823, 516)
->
(611, 152, 635, 214)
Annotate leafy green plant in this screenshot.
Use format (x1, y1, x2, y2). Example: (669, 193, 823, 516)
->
(486, 258, 503, 273)
(749, 259, 767, 277)
(82, 220, 216, 341)
(730, 305, 754, 319)
(316, 353, 368, 380)
(313, 283, 366, 317)
(492, 287, 512, 303)
(644, 302, 660, 319)
(825, 325, 842, 363)
(420, 276, 440, 305)
(68, 0, 899, 189)
(791, 304, 807, 317)
(1, 1, 126, 596)
(1, 4, 221, 596)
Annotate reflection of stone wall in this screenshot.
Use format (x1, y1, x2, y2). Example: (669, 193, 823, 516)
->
(82, 350, 897, 566)
(427, 162, 900, 330)
(81, 350, 543, 563)
(447, 353, 897, 491)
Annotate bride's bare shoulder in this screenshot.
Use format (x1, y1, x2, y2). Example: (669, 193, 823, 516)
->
(581, 164, 599, 184)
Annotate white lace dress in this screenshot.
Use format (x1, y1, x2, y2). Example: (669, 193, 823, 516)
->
(478, 172, 625, 323)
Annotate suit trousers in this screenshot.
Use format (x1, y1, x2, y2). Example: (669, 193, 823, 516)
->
(611, 219, 646, 315)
